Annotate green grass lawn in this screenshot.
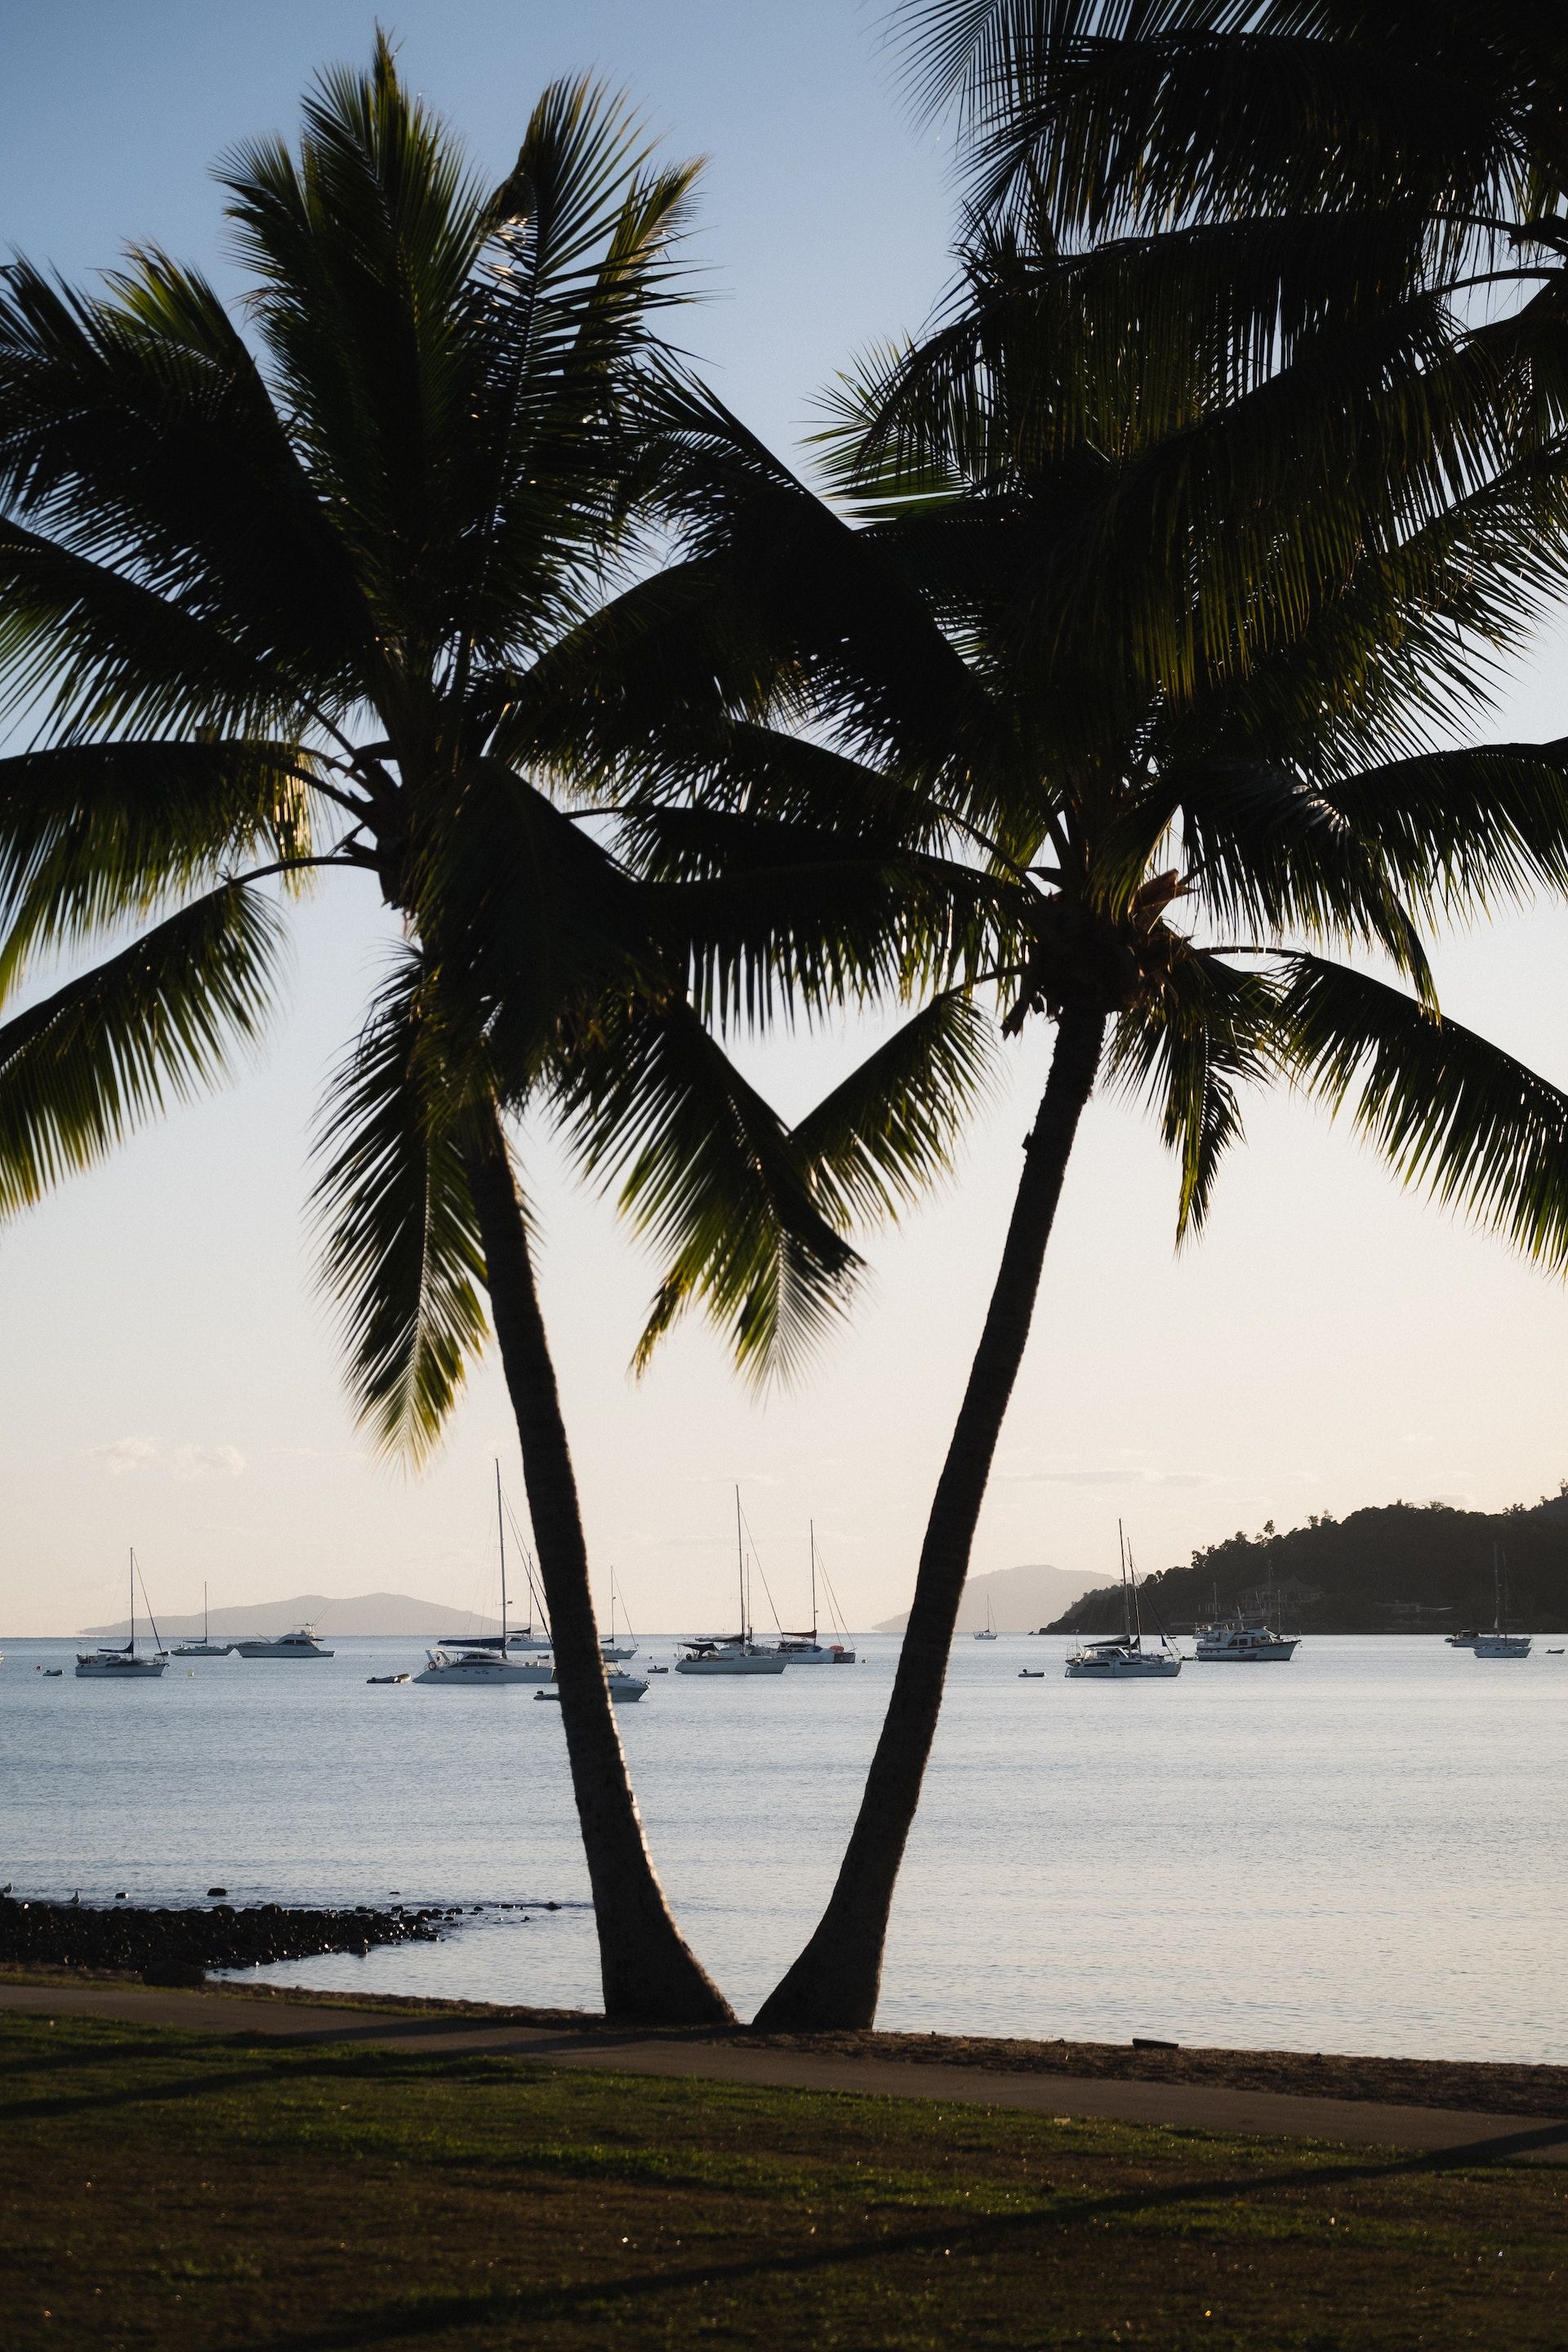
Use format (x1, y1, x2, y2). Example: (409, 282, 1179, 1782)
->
(2, 2011, 1564, 2350)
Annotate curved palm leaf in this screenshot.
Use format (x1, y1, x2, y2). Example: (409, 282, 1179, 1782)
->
(1277, 949, 1568, 1271)
(0, 880, 279, 1215)
(312, 953, 490, 1462)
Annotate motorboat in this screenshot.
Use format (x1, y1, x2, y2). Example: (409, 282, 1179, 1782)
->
(416, 1465, 550, 1686)
(172, 1582, 232, 1658)
(537, 1667, 648, 1704)
(233, 1625, 334, 1659)
(1446, 1628, 1481, 1648)
(769, 1525, 857, 1662)
(1193, 1619, 1298, 1662)
(599, 1570, 639, 1661)
(1065, 1527, 1183, 1679)
(77, 1552, 168, 1679)
(1473, 1547, 1530, 1659)
(368, 1672, 411, 1685)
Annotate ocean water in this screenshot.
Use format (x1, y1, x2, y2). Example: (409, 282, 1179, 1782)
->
(2, 1631, 1562, 2061)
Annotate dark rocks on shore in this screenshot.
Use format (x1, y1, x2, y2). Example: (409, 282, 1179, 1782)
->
(0, 1894, 444, 1980)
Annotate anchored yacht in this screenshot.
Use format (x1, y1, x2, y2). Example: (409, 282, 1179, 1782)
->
(1193, 1619, 1299, 1663)
(233, 1624, 334, 1659)
(1065, 1527, 1183, 1679)
(676, 1491, 789, 1675)
(769, 1525, 857, 1662)
(1474, 1547, 1531, 1659)
(416, 1465, 546, 1686)
(172, 1582, 232, 1658)
(77, 1552, 168, 1679)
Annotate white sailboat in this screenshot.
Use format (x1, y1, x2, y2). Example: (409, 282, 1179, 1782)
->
(772, 1525, 857, 1663)
(172, 1582, 232, 1658)
(600, 1570, 639, 1661)
(676, 1493, 787, 1674)
(416, 1466, 549, 1685)
(972, 1592, 998, 1641)
(76, 1552, 169, 1679)
(1066, 1528, 1183, 1679)
(1474, 1547, 1531, 1659)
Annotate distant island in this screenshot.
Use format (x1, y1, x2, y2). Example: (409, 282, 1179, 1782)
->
(1045, 1491, 1568, 1637)
(78, 1591, 508, 1641)
(875, 1561, 1100, 1636)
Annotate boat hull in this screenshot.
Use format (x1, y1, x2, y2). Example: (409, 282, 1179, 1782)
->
(74, 1656, 167, 1679)
(1473, 1635, 1532, 1658)
(675, 1653, 787, 1675)
(1194, 1639, 1298, 1661)
(1065, 1652, 1182, 1679)
(172, 1642, 233, 1658)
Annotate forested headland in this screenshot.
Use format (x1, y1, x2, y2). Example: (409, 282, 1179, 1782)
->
(1045, 1494, 1568, 1636)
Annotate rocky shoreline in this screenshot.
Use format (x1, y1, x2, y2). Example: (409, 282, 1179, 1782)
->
(0, 1894, 449, 1983)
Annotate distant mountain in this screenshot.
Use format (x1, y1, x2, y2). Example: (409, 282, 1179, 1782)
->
(1045, 1498, 1568, 1637)
(875, 1561, 1101, 1636)
(78, 1591, 506, 1640)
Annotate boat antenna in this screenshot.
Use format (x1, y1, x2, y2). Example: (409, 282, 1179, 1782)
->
(495, 1459, 509, 1651)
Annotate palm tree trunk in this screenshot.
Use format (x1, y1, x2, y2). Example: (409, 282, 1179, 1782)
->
(463, 1098, 733, 2025)
(753, 1004, 1107, 2030)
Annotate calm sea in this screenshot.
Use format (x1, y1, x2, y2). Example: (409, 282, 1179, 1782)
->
(2, 1632, 1561, 2061)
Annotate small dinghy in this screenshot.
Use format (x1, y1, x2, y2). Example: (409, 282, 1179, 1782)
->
(367, 1673, 411, 1684)
(1018, 1668, 1045, 1678)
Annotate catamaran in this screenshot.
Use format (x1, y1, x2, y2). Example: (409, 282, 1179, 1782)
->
(1474, 1547, 1531, 1659)
(1065, 1528, 1183, 1679)
(416, 1466, 549, 1685)
(676, 1492, 788, 1675)
(76, 1552, 169, 1679)
(172, 1582, 232, 1658)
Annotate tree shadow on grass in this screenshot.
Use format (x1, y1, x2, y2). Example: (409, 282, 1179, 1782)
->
(211, 2127, 1568, 2352)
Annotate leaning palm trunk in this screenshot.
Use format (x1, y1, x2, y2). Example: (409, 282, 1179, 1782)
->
(463, 1102, 733, 2023)
(754, 1005, 1107, 2030)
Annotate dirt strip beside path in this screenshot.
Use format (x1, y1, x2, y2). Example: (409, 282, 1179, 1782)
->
(3, 1979, 1566, 2165)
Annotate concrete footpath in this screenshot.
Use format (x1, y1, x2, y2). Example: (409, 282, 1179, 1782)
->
(5, 1980, 1566, 2167)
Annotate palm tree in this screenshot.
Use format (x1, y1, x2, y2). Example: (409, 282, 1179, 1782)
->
(543, 220, 1568, 2025)
(0, 42, 963, 2023)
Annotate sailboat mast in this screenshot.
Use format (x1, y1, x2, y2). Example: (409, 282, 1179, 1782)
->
(495, 1460, 508, 1650)
(1117, 1521, 1130, 1644)
(810, 1521, 817, 1638)
(736, 1486, 745, 1646)
(129, 1548, 136, 1656)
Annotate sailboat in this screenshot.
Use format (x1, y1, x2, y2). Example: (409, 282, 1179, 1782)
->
(972, 1592, 998, 1641)
(771, 1524, 857, 1663)
(416, 1467, 552, 1685)
(1065, 1527, 1183, 1679)
(76, 1552, 169, 1678)
(676, 1492, 788, 1674)
(600, 1570, 639, 1661)
(1474, 1546, 1531, 1659)
(172, 1582, 232, 1658)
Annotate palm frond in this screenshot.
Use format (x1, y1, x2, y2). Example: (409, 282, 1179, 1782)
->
(312, 951, 490, 1462)
(1108, 944, 1279, 1241)
(0, 880, 280, 1217)
(1277, 950, 1568, 1271)
(555, 992, 863, 1386)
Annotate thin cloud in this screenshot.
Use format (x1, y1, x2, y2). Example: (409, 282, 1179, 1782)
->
(90, 1438, 246, 1482)
(1000, 1462, 1218, 1490)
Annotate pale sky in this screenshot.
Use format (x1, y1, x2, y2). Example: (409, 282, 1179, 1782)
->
(3, 1, 1567, 1638)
